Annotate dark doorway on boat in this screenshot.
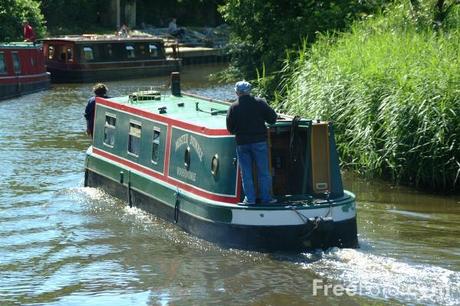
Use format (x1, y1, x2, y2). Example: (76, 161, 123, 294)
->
(269, 119, 312, 197)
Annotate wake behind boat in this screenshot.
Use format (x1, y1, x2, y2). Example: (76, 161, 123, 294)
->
(84, 74, 358, 251)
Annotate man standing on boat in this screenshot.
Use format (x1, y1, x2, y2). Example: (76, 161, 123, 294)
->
(168, 17, 185, 39)
(84, 83, 108, 138)
(226, 81, 278, 205)
(22, 20, 36, 43)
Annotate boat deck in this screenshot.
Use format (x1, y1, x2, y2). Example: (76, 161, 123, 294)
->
(165, 46, 228, 64)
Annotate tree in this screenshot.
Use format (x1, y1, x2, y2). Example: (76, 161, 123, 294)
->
(0, 0, 46, 42)
(41, 0, 112, 33)
(219, 0, 390, 81)
(433, 0, 460, 29)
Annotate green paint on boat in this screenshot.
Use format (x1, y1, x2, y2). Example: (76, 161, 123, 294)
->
(84, 81, 359, 251)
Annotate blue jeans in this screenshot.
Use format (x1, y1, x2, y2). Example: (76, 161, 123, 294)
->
(236, 141, 273, 203)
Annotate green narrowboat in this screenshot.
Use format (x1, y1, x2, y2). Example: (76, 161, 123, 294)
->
(84, 77, 358, 251)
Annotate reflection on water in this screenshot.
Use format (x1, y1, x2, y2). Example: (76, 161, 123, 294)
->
(0, 64, 459, 305)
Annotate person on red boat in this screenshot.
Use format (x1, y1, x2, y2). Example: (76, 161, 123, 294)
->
(168, 17, 185, 39)
(226, 81, 278, 205)
(22, 20, 36, 42)
(84, 83, 109, 138)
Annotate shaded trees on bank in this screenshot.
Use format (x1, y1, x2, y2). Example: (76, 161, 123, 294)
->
(219, 0, 390, 82)
(41, 0, 113, 34)
(1, 0, 225, 39)
(41, 0, 224, 34)
(137, 0, 224, 27)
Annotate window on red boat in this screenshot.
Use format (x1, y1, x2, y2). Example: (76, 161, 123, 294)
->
(67, 48, 73, 62)
(149, 44, 158, 57)
(0, 53, 5, 74)
(83, 47, 94, 61)
(48, 46, 55, 59)
(126, 45, 135, 59)
(12, 52, 21, 74)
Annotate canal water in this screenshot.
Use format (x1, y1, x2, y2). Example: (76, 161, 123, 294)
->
(1, 64, 459, 306)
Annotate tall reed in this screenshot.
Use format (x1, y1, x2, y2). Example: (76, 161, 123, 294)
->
(277, 3, 460, 192)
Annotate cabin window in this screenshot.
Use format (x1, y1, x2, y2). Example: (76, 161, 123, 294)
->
(128, 122, 141, 156)
(126, 45, 135, 59)
(66, 48, 73, 62)
(139, 44, 146, 55)
(48, 46, 55, 59)
(12, 53, 21, 74)
(149, 44, 158, 57)
(30, 56, 36, 67)
(0, 53, 6, 74)
(83, 47, 94, 61)
(107, 44, 113, 57)
(103, 114, 116, 147)
(151, 127, 161, 163)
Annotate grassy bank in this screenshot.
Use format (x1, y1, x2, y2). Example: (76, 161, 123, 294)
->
(276, 2, 460, 192)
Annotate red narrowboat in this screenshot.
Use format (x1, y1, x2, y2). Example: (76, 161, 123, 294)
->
(0, 43, 50, 101)
(41, 35, 181, 83)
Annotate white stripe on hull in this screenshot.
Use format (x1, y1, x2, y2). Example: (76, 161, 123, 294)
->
(231, 201, 356, 226)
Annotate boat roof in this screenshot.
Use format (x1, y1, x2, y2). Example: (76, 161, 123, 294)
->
(104, 93, 231, 130)
(100, 92, 306, 131)
(41, 34, 164, 44)
(0, 42, 41, 49)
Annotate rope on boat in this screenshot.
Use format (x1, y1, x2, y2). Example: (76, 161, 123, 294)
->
(174, 189, 181, 223)
(84, 169, 89, 187)
(289, 192, 333, 240)
(127, 170, 132, 208)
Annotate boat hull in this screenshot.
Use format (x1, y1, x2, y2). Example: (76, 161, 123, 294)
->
(47, 60, 181, 83)
(0, 73, 51, 101)
(85, 167, 358, 252)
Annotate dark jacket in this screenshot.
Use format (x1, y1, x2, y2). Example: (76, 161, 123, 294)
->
(226, 95, 277, 145)
(84, 95, 108, 136)
(84, 96, 96, 136)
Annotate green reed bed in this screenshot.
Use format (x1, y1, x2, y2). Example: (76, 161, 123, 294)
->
(277, 10, 460, 192)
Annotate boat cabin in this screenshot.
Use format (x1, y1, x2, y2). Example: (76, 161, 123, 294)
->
(88, 90, 344, 204)
(41, 35, 181, 83)
(0, 42, 50, 100)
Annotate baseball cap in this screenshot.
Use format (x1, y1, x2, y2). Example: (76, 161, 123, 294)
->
(234, 81, 251, 94)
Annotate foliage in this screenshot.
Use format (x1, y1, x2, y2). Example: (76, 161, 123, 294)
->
(218, 0, 390, 83)
(0, 0, 46, 42)
(277, 1, 460, 192)
(138, 0, 224, 27)
(40, 0, 224, 35)
(40, 0, 112, 34)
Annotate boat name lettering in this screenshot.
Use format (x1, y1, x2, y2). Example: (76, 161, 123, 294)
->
(175, 134, 189, 151)
(177, 167, 196, 181)
(189, 135, 203, 162)
(174, 133, 203, 162)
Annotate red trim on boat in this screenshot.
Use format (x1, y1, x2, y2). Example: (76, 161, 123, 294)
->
(92, 147, 239, 204)
(0, 73, 49, 84)
(164, 124, 172, 176)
